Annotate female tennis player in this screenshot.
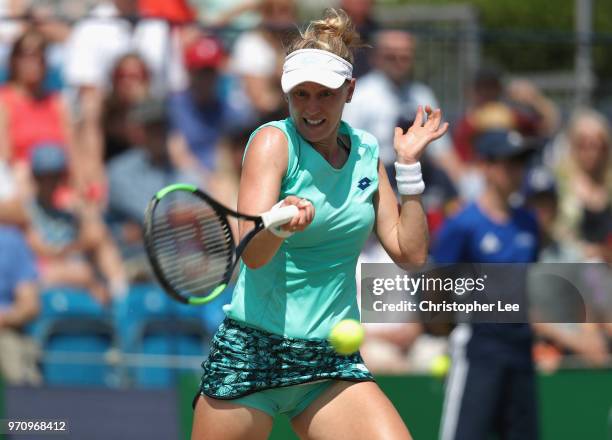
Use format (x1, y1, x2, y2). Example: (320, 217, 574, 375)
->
(192, 8, 448, 440)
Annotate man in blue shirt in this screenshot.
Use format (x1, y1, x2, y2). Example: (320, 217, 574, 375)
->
(433, 130, 539, 440)
(0, 225, 40, 384)
(168, 35, 253, 171)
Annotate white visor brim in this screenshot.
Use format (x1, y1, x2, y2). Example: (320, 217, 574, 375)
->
(281, 48, 353, 93)
(281, 68, 347, 93)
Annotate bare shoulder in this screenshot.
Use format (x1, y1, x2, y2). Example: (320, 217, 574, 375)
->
(243, 125, 289, 174)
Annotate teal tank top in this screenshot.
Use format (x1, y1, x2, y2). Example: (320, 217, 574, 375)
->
(224, 117, 379, 339)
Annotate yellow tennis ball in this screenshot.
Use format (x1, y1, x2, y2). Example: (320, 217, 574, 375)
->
(328, 319, 365, 355)
(430, 354, 451, 378)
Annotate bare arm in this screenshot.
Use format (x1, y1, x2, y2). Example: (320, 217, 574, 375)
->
(374, 162, 428, 267)
(0, 281, 39, 328)
(0, 102, 11, 162)
(57, 96, 80, 186)
(375, 106, 449, 267)
(0, 198, 28, 226)
(238, 127, 313, 269)
(242, 75, 283, 115)
(75, 86, 105, 187)
(532, 323, 609, 367)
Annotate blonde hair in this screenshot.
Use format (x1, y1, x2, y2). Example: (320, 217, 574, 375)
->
(567, 108, 611, 150)
(287, 8, 362, 64)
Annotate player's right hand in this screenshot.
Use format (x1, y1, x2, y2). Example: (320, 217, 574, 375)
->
(278, 195, 314, 233)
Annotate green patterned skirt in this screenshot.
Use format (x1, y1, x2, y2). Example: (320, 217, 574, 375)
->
(197, 318, 374, 400)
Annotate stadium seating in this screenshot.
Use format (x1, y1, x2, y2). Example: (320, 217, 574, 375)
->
(112, 283, 211, 388)
(29, 288, 117, 387)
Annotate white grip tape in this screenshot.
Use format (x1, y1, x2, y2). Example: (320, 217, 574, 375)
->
(395, 161, 425, 195)
(261, 202, 298, 238)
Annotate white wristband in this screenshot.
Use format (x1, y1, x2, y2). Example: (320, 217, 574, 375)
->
(268, 201, 294, 238)
(395, 161, 425, 195)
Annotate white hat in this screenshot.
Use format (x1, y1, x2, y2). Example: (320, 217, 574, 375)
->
(281, 49, 353, 93)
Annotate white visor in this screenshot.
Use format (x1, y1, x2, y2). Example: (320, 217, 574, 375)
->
(281, 49, 353, 93)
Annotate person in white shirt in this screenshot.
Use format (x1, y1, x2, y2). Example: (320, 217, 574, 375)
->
(63, 0, 185, 190)
(343, 29, 465, 189)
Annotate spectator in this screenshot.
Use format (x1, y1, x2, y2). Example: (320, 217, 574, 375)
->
(107, 98, 198, 280)
(0, 29, 74, 169)
(208, 123, 257, 210)
(229, 0, 297, 119)
(505, 78, 560, 139)
(139, 0, 196, 23)
(168, 35, 252, 171)
(26, 144, 127, 304)
(0, 159, 28, 226)
(64, 0, 186, 187)
(343, 29, 464, 191)
(433, 129, 539, 440)
(555, 109, 612, 261)
(190, 0, 260, 30)
(102, 53, 152, 163)
(340, 0, 379, 77)
(452, 65, 510, 164)
(522, 166, 609, 371)
(356, 236, 427, 374)
(523, 166, 583, 262)
(0, 225, 41, 385)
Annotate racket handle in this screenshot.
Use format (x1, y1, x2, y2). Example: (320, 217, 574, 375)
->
(261, 205, 299, 229)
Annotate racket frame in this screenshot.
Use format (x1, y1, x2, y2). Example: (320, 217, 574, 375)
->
(144, 183, 265, 305)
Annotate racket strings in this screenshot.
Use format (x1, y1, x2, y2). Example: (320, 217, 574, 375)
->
(151, 194, 234, 297)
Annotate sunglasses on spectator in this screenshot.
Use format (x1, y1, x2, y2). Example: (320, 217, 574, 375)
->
(379, 52, 412, 63)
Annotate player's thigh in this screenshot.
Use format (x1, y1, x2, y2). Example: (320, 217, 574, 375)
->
(191, 394, 274, 440)
(291, 381, 412, 440)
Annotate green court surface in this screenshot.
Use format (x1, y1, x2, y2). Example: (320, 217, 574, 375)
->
(179, 370, 612, 439)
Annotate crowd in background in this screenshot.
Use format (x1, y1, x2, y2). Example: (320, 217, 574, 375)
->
(0, 0, 610, 386)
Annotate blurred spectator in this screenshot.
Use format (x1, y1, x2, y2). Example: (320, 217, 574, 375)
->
(343, 29, 464, 190)
(433, 129, 539, 440)
(26, 144, 127, 304)
(107, 98, 198, 280)
(453, 65, 510, 163)
(65, 0, 183, 94)
(0, 0, 28, 44)
(523, 166, 609, 371)
(340, 0, 379, 78)
(506, 78, 560, 139)
(102, 53, 152, 163)
(0, 30, 74, 167)
(554, 109, 612, 262)
(0, 225, 41, 385)
(356, 236, 429, 374)
(64, 0, 186, 188)
(523, 166, 584, 262)
(0, 159, 29, 226)
(454, 68, 559, 165)
(168, 35, 252, 171)
(531, 323, 609, 373)
(229, 0, 296, 119)
(207, 122, 256, 210)
(191, 0, 259, 30)
(139, 0, 196, 23)
(339, 0, 380, 78)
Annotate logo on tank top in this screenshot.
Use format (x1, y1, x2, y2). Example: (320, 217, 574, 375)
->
(357, 177, 372, 190)
(480, 232, 501, 254)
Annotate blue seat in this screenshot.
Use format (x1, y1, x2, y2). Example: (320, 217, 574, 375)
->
(31, 288, 117, 387)
(113, 284, 211, 388)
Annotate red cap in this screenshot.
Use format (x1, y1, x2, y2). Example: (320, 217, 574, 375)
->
(184, 36, 225, 70)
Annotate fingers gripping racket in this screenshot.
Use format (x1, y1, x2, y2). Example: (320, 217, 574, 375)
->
(144, 183, 298, 305)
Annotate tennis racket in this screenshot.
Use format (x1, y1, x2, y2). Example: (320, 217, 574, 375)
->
(144, 183, 298, 305)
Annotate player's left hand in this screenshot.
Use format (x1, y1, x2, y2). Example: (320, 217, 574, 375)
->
(394, 105, 449, 164)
